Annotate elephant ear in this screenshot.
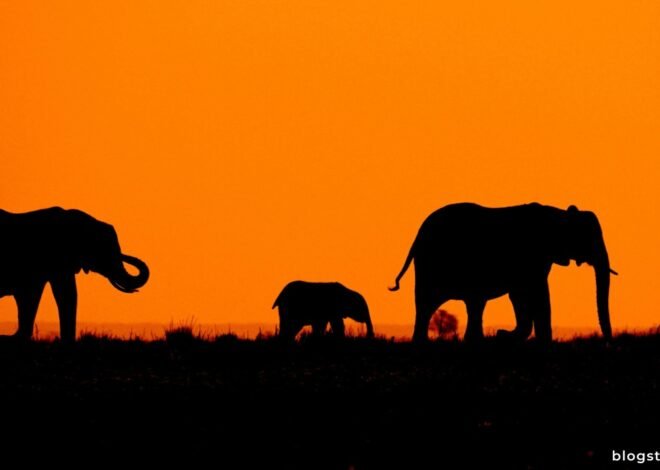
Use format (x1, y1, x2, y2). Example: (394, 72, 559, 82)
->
(552, 205, 579, 266)
(66, 210, 97, 274)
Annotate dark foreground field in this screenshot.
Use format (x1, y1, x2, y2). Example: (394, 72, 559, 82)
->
(0, 333, 658, 469)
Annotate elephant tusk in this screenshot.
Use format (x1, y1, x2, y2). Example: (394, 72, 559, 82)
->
(610, 268, 619, 276)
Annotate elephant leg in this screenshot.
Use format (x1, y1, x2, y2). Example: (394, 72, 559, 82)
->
(506, 288, 534, 341)
(51, 273, 78, 343)
(413, 284, 447, 342)
(530, 280, 552, 343)
(14, 282, 47, 340)
(278, 309, 302, 340)
(330, 318, 345, 337)
(280, 322, 303, 340)
(311, 320, 328, 337)
(464, 298, 486, 342)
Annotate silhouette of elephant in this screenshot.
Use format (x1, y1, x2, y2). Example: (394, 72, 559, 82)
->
(273, 281, 374, 340)
(0, 207, 149, 342)
(389, 203, 616, 343)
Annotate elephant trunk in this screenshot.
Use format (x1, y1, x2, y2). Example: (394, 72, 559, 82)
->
(365, 316, 374, 339)
(353, 293, 374, 338)
(109, 254, 150, 293)
(594, 246, 613, 340)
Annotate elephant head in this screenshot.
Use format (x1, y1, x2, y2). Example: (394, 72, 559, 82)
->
(553, 205, 616, 339)
(344, 290, 374, 338)
(69, 210, 149, 293)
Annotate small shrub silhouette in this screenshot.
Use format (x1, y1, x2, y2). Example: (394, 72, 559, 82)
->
(429, 309, 459, 340)
(165, 324, 197, 348)
(215, 333, 240, 344)
(79, 331, 118, 342)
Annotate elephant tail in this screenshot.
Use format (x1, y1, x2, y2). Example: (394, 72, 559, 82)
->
(389, 241, 416, 292)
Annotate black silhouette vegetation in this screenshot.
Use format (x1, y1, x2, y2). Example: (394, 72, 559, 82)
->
(273, 280, 374, 340)
(390, 203, 616, 343)
(0, 331, 658, 468)
(0, 207, 149, 342)
(429, 309, 459, 339)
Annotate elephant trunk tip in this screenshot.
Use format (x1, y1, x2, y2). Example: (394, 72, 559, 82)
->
(600, 321, 613, 342)
(365, 319, 375, 338)
(595, 259, 612, 341)
(110, 254, 149, 293)
(388, 282, 400, 292)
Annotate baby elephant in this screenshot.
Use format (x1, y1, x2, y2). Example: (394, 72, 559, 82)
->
(272, 281, 374, 340)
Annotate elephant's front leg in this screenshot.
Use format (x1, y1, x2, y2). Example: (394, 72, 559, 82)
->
(311, 319, 328, 337)
(507, 279, 551, 342)
(528, 279, 552, 343)
(329, 317, 345, 337)
(51, 273, 78, 343)
(14, 281, 47, 340)
(278, 308, 302, 340)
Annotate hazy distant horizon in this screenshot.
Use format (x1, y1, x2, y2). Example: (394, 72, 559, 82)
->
(0, 321, 649, 341)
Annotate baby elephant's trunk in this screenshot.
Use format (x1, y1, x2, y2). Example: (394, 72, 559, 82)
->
(354, 293, 374, 338)
(365, 317, 374, 338)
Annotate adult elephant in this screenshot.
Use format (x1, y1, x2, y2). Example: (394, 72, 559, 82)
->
(273, 281, 374, 340)
(0, 207, 149, 342)
(389, 203, 616, 343)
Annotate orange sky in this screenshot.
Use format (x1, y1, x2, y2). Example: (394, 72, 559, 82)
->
(1, 1, 659, 335)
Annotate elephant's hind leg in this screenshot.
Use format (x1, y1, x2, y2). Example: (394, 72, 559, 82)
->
(464, 298, 487, 342)
(51, 273, 78, 343)
(413, 284, 448, 342)
(14, 281, 46, 340)
(529, 280, 552, 343)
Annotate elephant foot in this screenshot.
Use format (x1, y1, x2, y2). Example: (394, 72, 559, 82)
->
(464, 331, 485, 343)
(464, 336, 484, 344)
(496, 328, 514, 338)
(0, 334, 21, 343)
(496, 329, 527, 344)
(11, 331, 33, 343)
(277, 334, 296, 344)
(0, 334, 33, 351)
(531, 335, 553, 346)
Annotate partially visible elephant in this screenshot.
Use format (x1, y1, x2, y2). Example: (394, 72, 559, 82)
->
(272, 281, 374, 340)
(389, 203, 616, 343)
(0, 207, 150, 342)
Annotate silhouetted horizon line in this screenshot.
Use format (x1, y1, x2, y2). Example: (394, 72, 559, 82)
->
(0, 321, 653, 341)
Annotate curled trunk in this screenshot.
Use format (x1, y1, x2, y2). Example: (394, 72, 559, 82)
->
(109, 254, 150, 293)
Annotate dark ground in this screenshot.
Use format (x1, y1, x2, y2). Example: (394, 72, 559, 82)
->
(0, 333, 658, 469)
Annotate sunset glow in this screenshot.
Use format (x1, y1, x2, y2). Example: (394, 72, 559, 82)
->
(1, 1, 659, 335)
